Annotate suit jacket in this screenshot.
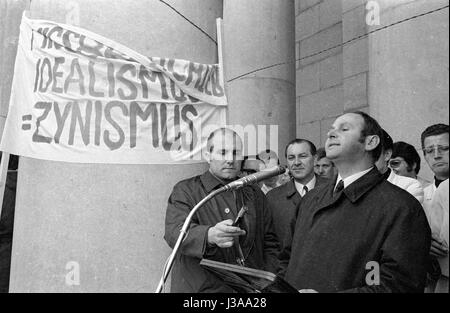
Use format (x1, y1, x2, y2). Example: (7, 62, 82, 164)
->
(386, 170, 424, 204)
(266, 175, 329, 245)
(279, 168, 431, 293)
(164, 171, 279, 293)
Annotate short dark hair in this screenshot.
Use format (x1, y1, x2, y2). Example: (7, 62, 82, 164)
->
(284, 139, 317, 158)
(353, 111, 384, 161)
(392, 141, 421, 174)
(316, 147, 327, 161)
(380, 129, 394, 152)
(316, 147, 334, 166)
(206, 128, 241, 153)
(420, 124, 449, 150)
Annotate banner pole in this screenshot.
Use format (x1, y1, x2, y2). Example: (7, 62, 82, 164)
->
(0, 152, 10, 218)
(216, 18, 228, 121)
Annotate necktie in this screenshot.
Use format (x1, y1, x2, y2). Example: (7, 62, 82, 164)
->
(303, 185, 309, 194)
(334, 180, 344, 196)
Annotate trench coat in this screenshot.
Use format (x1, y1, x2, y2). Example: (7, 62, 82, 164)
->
(266, 175, 329, 245)
(164, 171, 280, 293)
(279, 168, 431, 293)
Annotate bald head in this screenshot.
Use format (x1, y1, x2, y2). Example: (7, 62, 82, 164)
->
(205, 128, 243, 180)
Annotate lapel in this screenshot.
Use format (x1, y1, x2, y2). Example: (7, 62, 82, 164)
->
(315, 174, 331, 187)
(200, 170, 223, 193)
(311, 168, 384, 217)
(285, 179, 301, 206)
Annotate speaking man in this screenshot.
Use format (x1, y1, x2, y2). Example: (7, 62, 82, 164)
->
(164, 128, 279, 292)
(266, 139, 328, 245)
(279, 112, 430, 293)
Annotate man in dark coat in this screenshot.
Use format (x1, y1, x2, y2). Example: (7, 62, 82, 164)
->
(164, 128, 279, 293)
(266, 139, 328, 244)
(279, 112, 431, 293)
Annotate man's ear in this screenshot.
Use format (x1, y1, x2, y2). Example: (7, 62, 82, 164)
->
(204, 149, 211, 164)
(365, 135, 380, 153)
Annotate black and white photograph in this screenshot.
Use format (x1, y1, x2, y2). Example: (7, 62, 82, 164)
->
(0, 0, 448, 304)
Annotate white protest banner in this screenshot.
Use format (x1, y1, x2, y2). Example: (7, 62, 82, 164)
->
(0, 13, 227, 164)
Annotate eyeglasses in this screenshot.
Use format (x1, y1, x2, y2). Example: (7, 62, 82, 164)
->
(422, 145, 449, 155)
(388, 159, 404, 168)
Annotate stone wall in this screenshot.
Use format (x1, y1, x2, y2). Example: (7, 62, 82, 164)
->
(295, 0, 449, 182)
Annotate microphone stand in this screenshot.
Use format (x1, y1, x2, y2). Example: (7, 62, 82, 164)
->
(155, 167, 285, 292)
(155, 187, 227, 293)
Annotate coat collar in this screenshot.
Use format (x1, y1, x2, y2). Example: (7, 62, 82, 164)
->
(285, 179, 298, 199)
(200, 170, 225, 193)
(312, 167, 384, 217)
(286, 175, 330, 199)
(315, 175, 330, 188)
(341, 167, 385, 203)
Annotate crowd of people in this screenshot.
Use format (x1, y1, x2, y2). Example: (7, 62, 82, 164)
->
(164, 112, 449, 293)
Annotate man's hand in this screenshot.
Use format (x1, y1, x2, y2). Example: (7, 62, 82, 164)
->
(207, 219, 246, 248)
(430, 237, 449, 258)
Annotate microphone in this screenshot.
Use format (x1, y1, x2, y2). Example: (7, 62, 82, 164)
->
(219, 165, 287, 191)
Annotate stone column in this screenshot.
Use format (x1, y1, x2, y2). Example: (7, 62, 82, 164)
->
(294, 0, 344, 148)
(8, 0, 222, 292)
(223, 0, 296, 162)
(0, 0, 29, 137)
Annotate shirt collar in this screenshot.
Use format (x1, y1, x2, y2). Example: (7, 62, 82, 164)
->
(295, 175, 316, 189)
(334, 167, 384, 203)
(335, 167, 374, 190)
(294, 175, 316, 194)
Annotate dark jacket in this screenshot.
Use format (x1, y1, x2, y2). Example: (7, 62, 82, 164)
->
(164, 171, 280, 293)
(266, 175, 329, 245)
(0, 171, 17, 293)
(279, 168, 431, 293)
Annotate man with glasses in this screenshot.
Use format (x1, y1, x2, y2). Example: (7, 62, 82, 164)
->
(390, 141, 431, 187)
(375, 130, 424, 204)
(421, 124, 449, 292)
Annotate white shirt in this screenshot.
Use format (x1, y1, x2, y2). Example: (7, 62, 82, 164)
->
(335, 167, 373, 190)
(429, 179, 449, 277)
(423, 183, 437, 223)
(295, 175, 317, 197)
(386, 170, 424, 204)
